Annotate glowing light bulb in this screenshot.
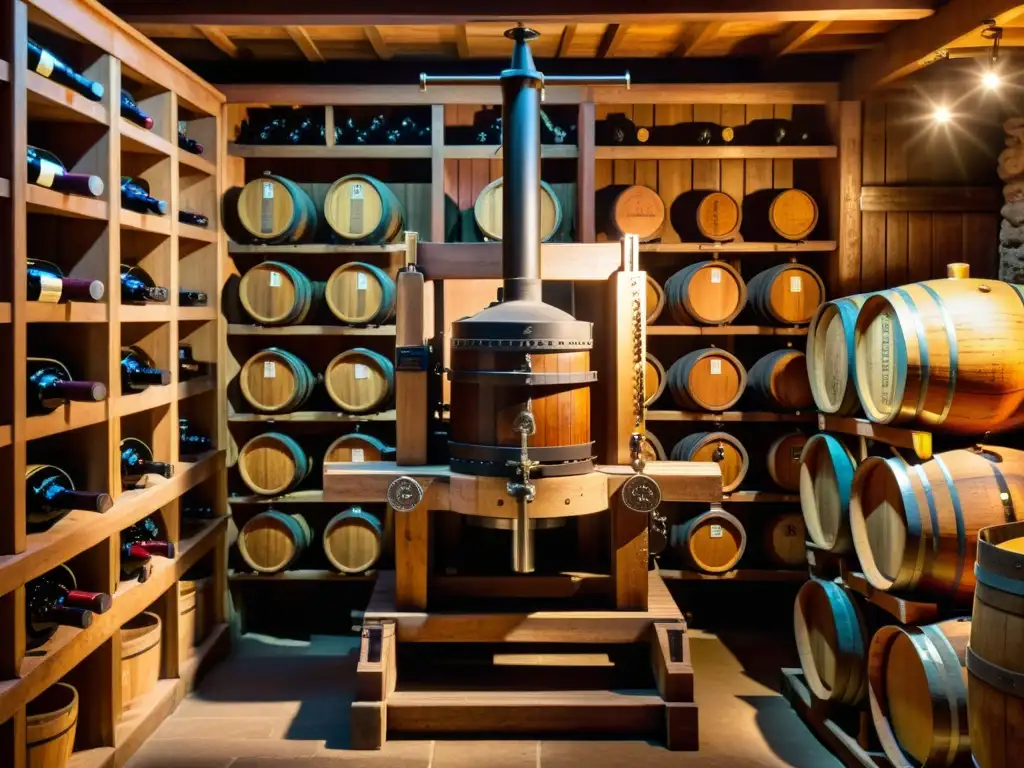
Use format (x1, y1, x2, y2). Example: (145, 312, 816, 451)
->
(933, 106, 951, 124)
(984, 70, 1001, 89)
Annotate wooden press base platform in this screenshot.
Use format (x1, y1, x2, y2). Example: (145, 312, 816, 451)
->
(354, 570, 697, 751)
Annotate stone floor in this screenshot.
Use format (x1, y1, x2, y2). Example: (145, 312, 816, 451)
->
(126, 629, 840, 768)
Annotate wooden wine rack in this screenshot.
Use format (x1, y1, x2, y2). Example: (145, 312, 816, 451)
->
(0, 1, 229, 766)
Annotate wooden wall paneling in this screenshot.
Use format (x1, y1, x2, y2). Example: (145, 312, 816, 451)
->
(962, 212, 997, 278)
(720, 104, 745, 205)
(654, 104, 690, 244)
(884, 100, 909, 287)
(825, 101, 862, 297)
(773, 104, 794, 189)
(0, 587, 25, 681)
(430, 104, 444, 241)
(594, 103, 613, 240)
(577, 102, 595, 242)
(633, 104, 657, 191)
(742, 104, 772, 195)
(692, 104, 721, 191)
(103, 54, 124, 501)
(907, 211, 933, 283)
(612, 105, 634, 186)
(860, 99, 886, 292)
(932, 213, 964, 277)
(168, 93, 181, 465)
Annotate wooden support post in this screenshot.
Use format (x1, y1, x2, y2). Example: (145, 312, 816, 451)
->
(63, 635, 119, 749)
(352, 620, 397, 750)
(0, 587, 25, 680)
(153, 582, 182, 681)
(649, 621, 694, 702)
(394, 500, 430, 611)
(610, 490, 649, 610)
(665, 702, 700, 751)
(1, 709, 27, 768)
(608, 242, 645, 465)
(396, 233, 428, 466)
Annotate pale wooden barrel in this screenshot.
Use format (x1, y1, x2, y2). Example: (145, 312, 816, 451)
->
(26, 683, 78, 768)
(767, 432, 808, 492)
(794, 579, 868, 705)
(120, 612, 162, 707)
(597, 184, 666, 242)
(764, 511, 807, 566)
(747, 263, 825, 326)
(237, 432, 312, 496)
(325, 262, 396, 325)
(969, 521, 1024, 768)
(746, 349, 813, 411)
(324, 348, 394, 414)
(238, 510, 312, 573)
(671, 431, 749, 493)
(323, 507, 384, 574)
(178, 578, 211, 658)
(667, 348, 747, 412)
(646, 275, 665, 324)
(671, 507, 746, 573)
(853, 276, 1024, 434)
(669, 190, 743, 242)
(644, 353, 667, 407)
(849, 446, 1024, 601)
(807, 294, 870, 416)
(799, 433, 857, 553)
(868, 619, 971, 767)
(742, 188, 820, 241)
(324, 433, 393, 464)
(239, 348, 315, 413)
(474, 178, 562, 242)
(664, 260, 747, 326)
(238, 262, 318, 326)
(324, 175, 404, 244)
(237, 174, 317, 244)
(641, 432, 667, 462)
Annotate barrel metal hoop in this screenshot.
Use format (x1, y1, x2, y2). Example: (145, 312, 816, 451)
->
(975, 563, 1024, 598)
(918, 623, 969, 766)
(911, 463, 941, 558)
(974, 578, 1024, 616)
(889, 458, 925, 588)
(917, 283, 958, 423)
(446, 370, 598, 386)
(824, 435, 855, 514)
(967, 645, 1024, 697)
(892, 287, 930, 419)
(825, 582, 865, 700)
(448, 441, 594, 463)
(449, 457, 594, 478)
(867, 626, 916, 768)
(837, 298, 861, 405)
(933, 454, 968, 595)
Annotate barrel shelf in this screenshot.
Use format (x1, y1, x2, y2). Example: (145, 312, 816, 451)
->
(816, 414, 933, 460)
(228, 324, 397, 337)
(179, 150, 217, 176)
(67, 747, 114, 768)
(229, 569, 377, 582)
(229, 490, 325, 504)
(26, 301, 108, 322)
(120, 208, 172, 237)
(639, 241, 836, 254)
(26, 183, 110, 220)
(595, 145, 838, 160)
(25, 399, 107, 441)
(228, 243, 407, 255)
(647, 325, 808, 336)
(660, 568, 808, 582)
(228, 143, 432, 160)
(121, 119, 174, 156)
(115, 383, 176, 416)
(722, 491, 800, 503)
(444, 144, 578, 160)
(229, 409, 396, 422)
(179, 374, 217, 400)
(120, 304, 173, 323)
(178, 306, 217, 321)
(26, 69, 109, 125)
(841, 570, 954, 626)
(179, 222, 218, 244)
(646, 410, 815, 423)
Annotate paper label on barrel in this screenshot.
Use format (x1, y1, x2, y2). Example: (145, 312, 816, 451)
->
(350, 183, 364, 200)
(354, 363, 369, 380)
(710, 268, 721, 284)
(260, 182, 274, 234)
(790, 275, 802, 293)
(263, 361, 276, 378)
(791, 446, 802, 460)
(262, 182, 274, 199)
(350, 448, 364, 463)
(36, 159, 63, 189)
(710, 524, 724, 538)
(710, 359, 722, 375)
(357, 272, 368, 291)
(35, 50, 55, 78)
(268, 271, 281, 288)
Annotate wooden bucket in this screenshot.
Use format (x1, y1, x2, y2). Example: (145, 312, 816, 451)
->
(642, 431, 667, 462)
(799, 433, 857, 553)
(867, 619, 971, 767)
(671, 431, 749, 493)
(324, 348, 394, 413)
(323, 507, 384, 574)
(597, 184, 666, 242)
(667, 348, 747, 412)
(237, 432, 312, 496)
(239, 348, 316, 413)
(646, 275, 665, 324)
(324, 174, 404, 244)
(120, 612, 162, 707)
(853, 275, 1024, 434)
(794, 579, 868, 705)
(747, 263, 825, 326)
(671, 507, 746, 573)
(178, 578, 211, 658)
(474, 178, 562, 242)
(324, 262, 396, 326)
(26, 683, 78, 768)
(238, 262, 317, 326)
(669, 190, 742, 242)
(664, 260, 746, 326)
(324, 433, 393, 464)
(237, 174, 317, 244)
(745, 349, 813, 411)
(969, 521, 1024, 768)
(849, 445, 1024, 601)
(644, 353, 667, 407)
(807, 294, 869, 416)
(238, 510, 312, 573)
(767, 432, 808, 492)
(742, 188, 819, 241)
(763, 511, 806, 566)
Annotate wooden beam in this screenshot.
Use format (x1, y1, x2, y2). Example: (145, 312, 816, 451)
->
(557, 24, 577, 57)
(195, 25, 238, 58)
(843, 1, 1024, 97)
(769, 20, 831, 59)
(365, 26, 392, 60)
(860, 186, 1001, 213)
(455, 24, 470, 58)
(597, 23, 629, 58)
(673, 22, 724, 57)
(285, 25, 325, 62)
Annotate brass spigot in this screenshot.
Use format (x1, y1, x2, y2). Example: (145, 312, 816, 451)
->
(506, 411, 538, 573)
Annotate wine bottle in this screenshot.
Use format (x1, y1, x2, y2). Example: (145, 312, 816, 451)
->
(182, 505, 216, 520)
(121, 178, 167, 215)
(28, 146, 104, 198)
(730, 118, 815, 146)
(178, 343, 207, 380)
(26, 464, 112, 533)
(120, 346, 170, 393)
(178, 132, 204, 155)
(27, 259, 105, 304)
(649, 122, 733, 146)
(179, 210, 209, 228)
(596, 113, 649, 146)
(28, 358, 107, 416)
(120, 264, 169, 304)
(120, 517, 174, 583)
(120, 438, 173, 489)
(26, 565, 109, 649)
(121, 90, 154, 130)
(27, 39, 104, 102)
(179, 418, 212, 456)
(179, 289, 208, 307)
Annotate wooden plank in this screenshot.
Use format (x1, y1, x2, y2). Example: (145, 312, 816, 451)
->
(558, 24, 577, 57)
(416, 242, 623, 281)
(229, 410, 396, 422)
(672, 21, 725, 57)
(394, 500, 429, 611)
(824, 102, 862, 296)
(227, 324, 396, 336)
(646, 410, 814, 422)
(907, 212, 933, 283)
(196, 25, 239, 57)
(596, 145, 837, 160)
(962, 212, 997, 278)
(654, 104, 689, 244)
(597, 23, 628, 58)
(611, 491, 649, 611)
(355, 621, 397, 702)
(363, 26, 391, 60)
(395, 267, 427, 466)
(649, 621, 694, 702)
(817, 413, 932, 459)
(26, 70, 109, 124)
(843, 571, 945, 624)
(640, 240, 835, 253)
(444, 144, 577, 160)
(773, 104, 794, 189)
(860, 185, 1002, 212)
(660, 569, 809, 582)
(577, 102, 596, 241)
(860, 99, 886, 292)
(768, 21, 832, 58)
(932, 213, 964, 279)
(228, 143, 431, 159)
(743, 103, 774, 194)
(720, 104, 746, 205)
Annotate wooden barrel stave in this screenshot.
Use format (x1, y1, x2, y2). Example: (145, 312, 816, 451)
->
(237, 174, 318, 244)
(475, 178, 562, 242)
(325, 262, 396, 326)
(742, 188, 819, 241)
(799, 433, 857, 553)
(763, 511, 807, 566)
(667, 349, 747, 412)
(324, 433, 393, 464)
(642, 431, 667, 462)
(238, 262, 316, 326)
(121, 612, 162, 707)
(324, 348, 394, 414)
(669, 190, 743, 242)
(794, 579, 868, 705)
(238, 432, 312, 496)
(671, 431, 749, 492)
(324, 174, 404, 244)
(597, 184, 666, 242)
(323, 507, 384, 573)
(671, 507, 747, 573)
(646, 275, 666, 324)
(644, 353, 667, 407)
(767, 432, 808, 492)
(664, 260, 747, 326)
(807, 294, 869, 415)
(746, 349, 813, 411)
(27, 683, 78, 768)
(746, 263, 825, 326)
(239, 348, 316, 414)
(238, 510, 312, 573)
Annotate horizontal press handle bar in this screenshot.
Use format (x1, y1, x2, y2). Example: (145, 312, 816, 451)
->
(419, 73, 630, 90)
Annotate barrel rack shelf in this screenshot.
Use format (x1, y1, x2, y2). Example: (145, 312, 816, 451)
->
(227, 324, 397, 337)
(228, 410, 397, 423)
(816, 413, 934, 460)
(647, 326, 807, 336)
(661, 568, 807, 582)
(594, 145, 838, 160)
(647, 411, 815, 423)
(639, 241, 836, 254)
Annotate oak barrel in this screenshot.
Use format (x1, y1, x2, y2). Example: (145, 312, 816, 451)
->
(853, 275, 1024, 434)
(597, 184, 666, 242)
(667, 348, 747, 412)
(807, 294, 869, 415)
(664, 260, 747, 326)
(26, 683, 78, 768)
(642, 431, 667, 463)
(767, 432, 809, 492)
(849, 446, 1024, 601)
(671, 431, 749, 493)
(746, 349, 813, 411)
(747, 263, 825, 326)
(238, 510, 312, 573)
(179, 578, 211, 658)
(794, 579, 868, 705)
(868, 619, 971, 767)
(644, 353, 667, 407)
(800, 433, 857, 553)
(671, 507, 746, 573)
(669, 190, 743, 242)
(324, 348, 394, 413)
(325, 262, 396, 325)
(238, 262, 319, 326)
(239, 348, 315, 413)
(474, 177, 562, 242)
(237, 432, 312, 496)
(237, 174, 317, 244)
(120, 612, 161, 707)
(323, 507, 384, 574)
(324, 433, 393, 464)
(742, 188, 819, 241)
(646, 275, 665, 324)
(969, 521, 1024, 768)
(324, 174, 404, 244)
(764, 511, 807, 566)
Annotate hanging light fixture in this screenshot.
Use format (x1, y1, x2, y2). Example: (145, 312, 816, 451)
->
(981, 19, 1003, 89)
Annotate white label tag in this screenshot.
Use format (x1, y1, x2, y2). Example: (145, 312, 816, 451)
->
(262, 181, 274, 199)
(350, 183, 364, 200)
(36, 50, 55, 78)
(268, 271, 281, 288)
(350, 448, 365, 463)
(710, 524, 724, 539)
(263, 361, 276, 378)
(710, 268, 721, 284)
(354, 363, 369, 380)
(790, 275, 802, 293)
(36, 159, 63, 189)
(357, 272, 368, 291)
(710, 359, 722, 375)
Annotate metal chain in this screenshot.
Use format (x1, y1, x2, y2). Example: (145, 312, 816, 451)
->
(630, 275, 644, 430)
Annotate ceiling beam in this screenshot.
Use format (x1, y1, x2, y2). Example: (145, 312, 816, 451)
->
(768, 20, 831, 59)
(285, 25, 325, 62)
(455, 24, 471, 58)
(364, 26, 392, 59)
(557, 24, 577, 58)
(597, 23, 629, 58)
(673, 22, 725, 58)
(843, 1, 1024, 98)
(195, 25, 238, 58)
